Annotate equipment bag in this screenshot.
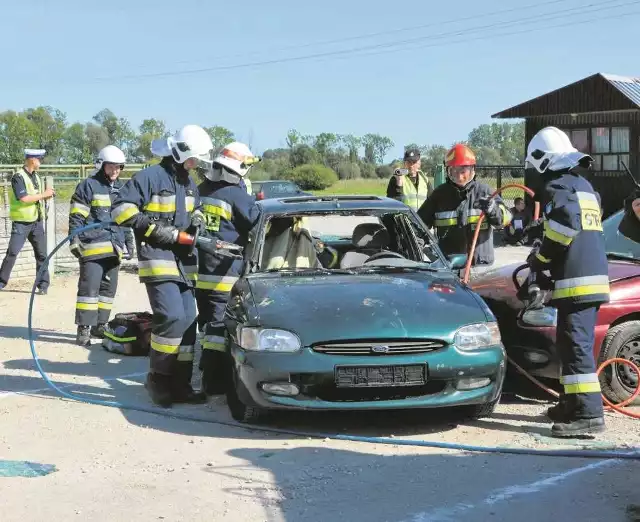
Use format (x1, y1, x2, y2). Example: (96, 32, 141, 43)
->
(102, 312, 153, 356)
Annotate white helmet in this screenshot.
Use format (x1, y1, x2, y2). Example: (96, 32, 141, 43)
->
(525, 126, 592, 173)
(153, 124, 214, 171)
(95, 145, 126, 170)
(212, 141, 257, 178)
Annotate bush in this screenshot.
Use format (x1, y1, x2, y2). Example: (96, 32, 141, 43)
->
(375, 165, 394, 179)
(336, 161, 361, 180)
(284, 163, 338, 190)
(359, 162, 377, 179)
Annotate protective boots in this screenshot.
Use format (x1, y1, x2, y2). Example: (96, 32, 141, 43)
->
(199, 349, 228, 396)
(76, 325, 91, 346)
(145, 366, 207, 409)
(90, 323, 106, 339)
(551, 417, 605, 437)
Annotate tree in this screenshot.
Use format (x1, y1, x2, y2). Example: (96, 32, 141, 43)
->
(361, 133, 394, 164)
(134, 118, 169, 161)
(420, 145, 448, 175)
(0, 111, 39, 163)
(205, 125, 235, 152)
(467, 122, 525, 164)
(93, 108, 136, 156)
(313, 132, 339, 161)
(284, 164, 338, 190)
(290, 144, 321, 168)
(23, 106, 67, 163)
(339, 134, 361, 162)
(62, 123, 93, 164)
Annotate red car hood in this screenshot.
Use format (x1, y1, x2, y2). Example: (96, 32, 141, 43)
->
(470, 260, 640, 300)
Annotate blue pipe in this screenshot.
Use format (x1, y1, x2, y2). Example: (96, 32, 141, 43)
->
(26, 222, 640, 461)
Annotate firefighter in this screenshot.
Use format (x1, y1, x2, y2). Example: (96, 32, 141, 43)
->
(386, 147, 433, 211)
(417, 143, 511, 274)
(111, 124, 212, 407)
(0, 149, 55, 294)
(69, 145, 134, 345)
(195, 141, 261, 395)
(525, 126, 609, 437)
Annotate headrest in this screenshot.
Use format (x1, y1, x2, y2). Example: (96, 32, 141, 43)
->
(351, 223, 389, 249)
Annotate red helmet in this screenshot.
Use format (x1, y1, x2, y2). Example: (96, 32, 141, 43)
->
(445, 143, 476, 167)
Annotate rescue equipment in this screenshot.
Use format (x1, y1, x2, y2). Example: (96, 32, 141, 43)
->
(102, 312, 154, 356)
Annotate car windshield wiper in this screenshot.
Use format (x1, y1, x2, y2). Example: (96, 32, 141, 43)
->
(263, 267, 356, 275)
(350, 264, 445, 273)
(606, 252, 640, 263)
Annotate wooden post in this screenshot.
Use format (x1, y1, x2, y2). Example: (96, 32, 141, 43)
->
(44, 176, 57, 278)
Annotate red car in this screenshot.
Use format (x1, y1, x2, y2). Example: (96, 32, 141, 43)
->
(471, 209, 640, 405)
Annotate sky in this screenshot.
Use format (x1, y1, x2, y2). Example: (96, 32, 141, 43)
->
(3, 0, 640, 161)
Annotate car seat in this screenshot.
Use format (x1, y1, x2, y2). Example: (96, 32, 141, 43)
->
(262, 217, 321, 270)
(339, 223, 391, 268)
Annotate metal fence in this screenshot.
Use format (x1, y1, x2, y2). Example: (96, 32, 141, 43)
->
(474, 165, 526, 207)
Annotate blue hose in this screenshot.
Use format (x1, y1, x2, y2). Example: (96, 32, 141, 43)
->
(26, 222, 640, 461)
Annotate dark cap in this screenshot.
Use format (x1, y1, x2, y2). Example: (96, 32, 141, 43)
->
(404, 148, 421, 162)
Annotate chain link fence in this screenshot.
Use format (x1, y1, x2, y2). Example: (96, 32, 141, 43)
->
(474, 166, 526, 208)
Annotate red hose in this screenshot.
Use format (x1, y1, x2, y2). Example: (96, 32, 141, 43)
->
(463, 183, 640, 419)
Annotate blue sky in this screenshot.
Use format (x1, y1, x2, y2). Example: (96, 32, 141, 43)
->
(3, 0, 640, 161)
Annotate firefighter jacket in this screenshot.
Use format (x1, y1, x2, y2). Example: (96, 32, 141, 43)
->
(417, 178, 511, 265)
(196, 179, 261, 289)
(68, 170, 133, 262)
(529, 168, 610, 306)
(111, 159, 202, 286)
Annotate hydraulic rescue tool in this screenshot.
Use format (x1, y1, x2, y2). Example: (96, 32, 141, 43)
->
(175, 227, 243, 259)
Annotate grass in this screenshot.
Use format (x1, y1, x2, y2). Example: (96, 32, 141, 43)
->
(311, 178, 388, 196)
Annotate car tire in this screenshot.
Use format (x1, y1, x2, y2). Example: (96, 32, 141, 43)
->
(598, 321, 640, 406)
(463, 393, 501, 420)
(226, 368, 267, 423)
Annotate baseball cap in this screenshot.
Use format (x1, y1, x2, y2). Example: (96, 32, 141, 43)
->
(404, 148, 421, 162)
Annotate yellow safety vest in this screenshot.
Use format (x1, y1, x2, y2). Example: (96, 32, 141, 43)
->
(9, 168, 44, 223)
(400, 170, 431, 211)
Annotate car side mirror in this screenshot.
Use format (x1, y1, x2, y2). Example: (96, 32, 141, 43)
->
(518, 306, 557, 327)
(447, 253, 467, 270)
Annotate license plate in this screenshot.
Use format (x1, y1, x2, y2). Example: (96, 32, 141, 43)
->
(335, 365, 426, 388)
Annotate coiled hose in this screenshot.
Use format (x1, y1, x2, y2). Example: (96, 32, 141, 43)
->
(462, 184, 640, 420)
(23, 222, 640, 460)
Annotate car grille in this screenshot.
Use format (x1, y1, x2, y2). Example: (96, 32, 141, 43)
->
(311, 340, 445, 356)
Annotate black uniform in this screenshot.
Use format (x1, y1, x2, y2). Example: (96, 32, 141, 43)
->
(618, 189, 640, 243)
(68, 169, 134, 332)
(417, 178, 511, 266)
(528, 168, 610, 427)
(111, 157, 204, 407)
(0, 168, 49, 292)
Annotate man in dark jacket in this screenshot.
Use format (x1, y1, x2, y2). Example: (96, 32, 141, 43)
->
(417, 143, 511, 274)
(68, 145, 134, 345)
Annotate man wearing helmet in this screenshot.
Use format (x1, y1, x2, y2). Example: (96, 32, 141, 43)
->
(111, 125, 211, 407)
(524, 126, 609, 437)
(68, 145, 135, 346)
(195, 141, 261, 395)
(417, 143, 511, 273)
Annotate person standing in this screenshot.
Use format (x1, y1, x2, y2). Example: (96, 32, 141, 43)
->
(0, 149, 55, 294)
(386, 147, 433, 211)
(68, 145, 131, 346)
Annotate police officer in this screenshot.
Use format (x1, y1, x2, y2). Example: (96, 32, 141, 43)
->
(0, 149, 55, 294)
(386, 147, 433, 211)
(417, 143, 511, 274)
(525, 126, 609, 437)
(111, 125, 212, 407)
(69, 145, 135, 346)
(195, 141, 261, 395)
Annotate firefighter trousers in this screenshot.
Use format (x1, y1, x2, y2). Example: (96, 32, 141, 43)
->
(75, 257, 120, 326)
(145, 281, 197, 389)
(0, 221, 49, 290)
(556, 303, 604, 419)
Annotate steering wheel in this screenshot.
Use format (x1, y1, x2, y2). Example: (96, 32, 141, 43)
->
(363, 250, 405, 263)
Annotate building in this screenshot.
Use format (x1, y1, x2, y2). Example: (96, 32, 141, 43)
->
(492, 72, 640, 217)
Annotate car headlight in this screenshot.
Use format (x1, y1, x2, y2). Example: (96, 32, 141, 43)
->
(237, 327, 301, 353)
(454, 322, 501, 351)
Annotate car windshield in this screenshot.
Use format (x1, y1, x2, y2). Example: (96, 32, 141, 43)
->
(603, 210, 640, 261)
(255, 210, 450, 274)
(264, 182, 299, 194)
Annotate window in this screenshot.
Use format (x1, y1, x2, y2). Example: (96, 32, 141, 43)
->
(566, 129, 589, 152)
(564, 126, 631, 171)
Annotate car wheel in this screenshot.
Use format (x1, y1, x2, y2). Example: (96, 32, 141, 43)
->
(598, 321, 640, 406)
(226, 368, 267, 423)
(463, 393, 501, 420)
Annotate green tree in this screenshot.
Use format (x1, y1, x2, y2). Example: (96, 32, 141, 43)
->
(290, 144, 321, 168)
(0, 111, 39, 163)
(284, 164, 338, 190)
(92, 109, 136, 155)
(205, 125, 235, 152)
(467, 122, 525, 164)
(24, 106, 67, 163)
(62, 123, 93, 164)
(134, 118, 169, 161)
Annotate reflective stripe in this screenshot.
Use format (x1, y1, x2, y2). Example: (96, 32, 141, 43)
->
(561, 373, 601, 393)
(144, 224, 156, 237)
(576, 191, 600, 210)
(70, 201, 90, 217)
(435, 211, 457, 219)
(552, 275, 610, 300)
(468, 209, 483, 217)
(195, 275, 239, 292)
(98, 296, 114, 310)
(82, 241, 114, 257)
(144, 194, 176, 213)
(138, 259, 180, 278)
(177, 344, 195, 362)
(561, 373, 599, 384)
(202, 335, 226, 352)
(150, 333, 181, 354)
(104, 331, 137, 343)
(183, 265, 198, 281)
(201, 197, 233, 220)
(535, 252, 551, 264)
(501, 205, 512, 226)
(76, 296, 99, 310)
(185, 196, 196, 212)
(91, 194, 112, 207)
(544, 220, 577, 246)
(112, 203, 139, 224)
(434, 218, 457, 227)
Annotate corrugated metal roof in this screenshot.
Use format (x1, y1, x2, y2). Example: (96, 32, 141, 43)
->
(601, 73, 640, 108)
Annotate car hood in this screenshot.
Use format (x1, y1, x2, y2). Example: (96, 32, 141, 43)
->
(245, 272, 490, 345)
(470, 259, 640, 304)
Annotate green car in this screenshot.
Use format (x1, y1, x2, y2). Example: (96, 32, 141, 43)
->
(223, 195, 506, 422)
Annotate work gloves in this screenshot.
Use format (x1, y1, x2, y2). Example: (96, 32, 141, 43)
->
(148, 224, 179, 246)
(476, 196, 497, 216)
(190, 213, 206, 234)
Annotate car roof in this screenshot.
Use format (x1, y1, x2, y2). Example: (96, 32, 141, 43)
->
(255, 180, 296, 185)
(256, 195, 410, 214)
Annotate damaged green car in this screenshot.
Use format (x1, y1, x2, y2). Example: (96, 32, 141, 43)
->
(222, 195, 506, 422)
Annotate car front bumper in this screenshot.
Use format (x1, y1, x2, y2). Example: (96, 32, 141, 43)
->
(230, 344, 506, 411)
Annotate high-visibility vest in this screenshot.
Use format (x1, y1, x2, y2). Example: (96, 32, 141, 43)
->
(400, 170, 431, 211)
(9, 168, 44, 223)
